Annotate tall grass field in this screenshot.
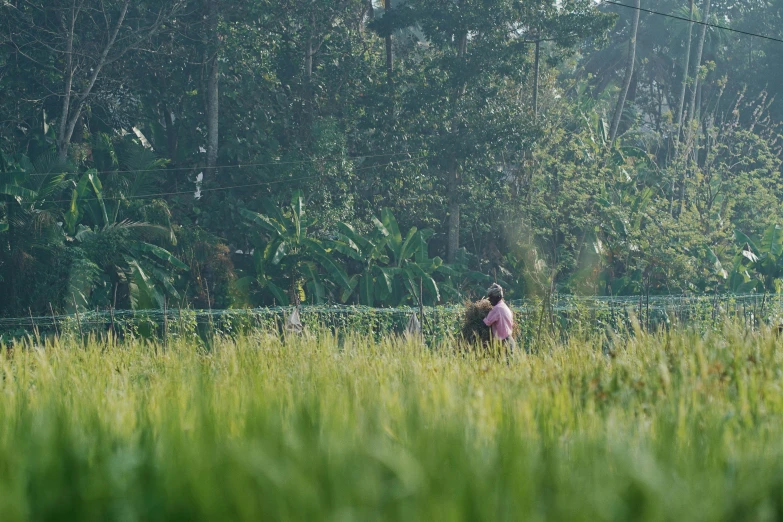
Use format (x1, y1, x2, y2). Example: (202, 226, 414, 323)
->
(2, 326, 783, 521)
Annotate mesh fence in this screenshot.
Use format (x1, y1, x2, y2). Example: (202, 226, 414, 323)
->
(2, 293, 781, 345)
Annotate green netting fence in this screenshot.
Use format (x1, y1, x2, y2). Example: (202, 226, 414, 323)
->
(2, 293, 781, 347)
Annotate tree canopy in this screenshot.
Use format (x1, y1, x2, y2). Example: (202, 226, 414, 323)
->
(0, 0, 782, 314)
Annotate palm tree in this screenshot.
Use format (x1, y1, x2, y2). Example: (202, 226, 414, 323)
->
(0, 151, 72, 313)
(65, 167, 187, 310)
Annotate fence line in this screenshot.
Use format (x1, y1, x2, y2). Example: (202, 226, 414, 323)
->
(1, 293, 780, 344)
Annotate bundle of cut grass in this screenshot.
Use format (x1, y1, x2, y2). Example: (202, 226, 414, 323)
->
(460, 299, 493, 345)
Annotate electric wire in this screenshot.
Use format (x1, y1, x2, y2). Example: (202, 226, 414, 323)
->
(44, 155, 427, 204)
(603, 0, 783, 44)
(12, 150, 426, 178)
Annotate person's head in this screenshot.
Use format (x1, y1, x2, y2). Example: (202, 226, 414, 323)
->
(487, 283, 503, 306)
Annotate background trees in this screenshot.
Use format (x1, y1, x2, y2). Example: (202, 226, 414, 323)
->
(0, 0, 782, 314)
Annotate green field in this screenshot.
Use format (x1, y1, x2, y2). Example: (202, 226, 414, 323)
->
(2, 326, 783, 521)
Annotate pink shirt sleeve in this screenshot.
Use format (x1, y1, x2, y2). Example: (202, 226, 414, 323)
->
(483, 307, 499, 326)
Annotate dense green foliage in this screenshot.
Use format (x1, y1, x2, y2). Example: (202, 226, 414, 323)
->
(1, 0, 783, 315)
(1, 326, 783, 520)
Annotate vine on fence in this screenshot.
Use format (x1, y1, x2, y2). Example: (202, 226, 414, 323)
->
(2, 294, 781, 348)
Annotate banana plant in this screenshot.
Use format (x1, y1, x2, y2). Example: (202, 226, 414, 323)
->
(592, 173, 655, 295)
(376, 208, 443, 306)
(435, 247, 500, 302)
(240, 190, 351, 305)
(730, 225, 783, 293)
(333, 219, 391, 305)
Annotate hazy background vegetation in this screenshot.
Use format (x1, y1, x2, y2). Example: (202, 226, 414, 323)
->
(1, 0, 782, 316)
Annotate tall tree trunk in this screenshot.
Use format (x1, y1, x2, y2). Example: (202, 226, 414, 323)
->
(205, 0, 220, 170)
(656, 80, 663, 132)
(533, 37, 541, 122)
(362, 0, 374, 32)
(305, 32, 314, 80)
(447, 165, 460, 263)
(677, 0, 711, 218)
(675, 0, 695, 145)
(304, 18, 315, 143)
(58, 0, 130, 162)
(57, 3, 79, 162)
(672, 0, 695, 215)
(384, 0, 393, 81)
(608, 0, 640, 147)
(686, 0, 711, 134)
(161, 103, 178, 161)
(628, 71, 639, 103)
(6, 204, 16, 311)
(446, 30, 468, 263)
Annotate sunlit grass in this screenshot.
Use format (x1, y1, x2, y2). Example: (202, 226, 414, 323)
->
(1, 325, 783, 521)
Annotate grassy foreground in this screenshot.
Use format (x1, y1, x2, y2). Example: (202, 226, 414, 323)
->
(1, 327, 783, 521)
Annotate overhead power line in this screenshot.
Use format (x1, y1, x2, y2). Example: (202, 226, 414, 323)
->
(12, 151, 425, 179)
(603, 0, 783, 44)
(46, 156, 427, 205)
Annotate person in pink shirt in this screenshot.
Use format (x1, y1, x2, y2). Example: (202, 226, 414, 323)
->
(483, 283, 516, 350)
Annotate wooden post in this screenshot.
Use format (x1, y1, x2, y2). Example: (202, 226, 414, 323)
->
(416, 278, 424, 339)
(205, 279, 215, 344)
(535, 295, 546, 348)
(163, 297, 169, 349)
(639, 291, 643, 331)
(49, 303, 59, 339)
(29, 308, 40, 345)
(72, 294, 83, 341)
(109, 306, 116, 341)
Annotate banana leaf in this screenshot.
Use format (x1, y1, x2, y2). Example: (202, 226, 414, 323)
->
(381, 208, 403, 256)
(415, 229, 435, 264)
(86, 169, 109, 227)
(240, 208, 287, 237)
(761, 225, 783, 258)
(261, 198, 289, 234)
(341, 275, 360, 303)
(291, 190, 305, 224)
(130, 241, 188, 270)
(333, 239, 364, 261)
(360, 273, 374, 306)
(302, 238, 352, 290)
(127, 259, 164, 310)
(0, 184, 37, 201)
(271, 240, 288, 266)
(706, 248, 728, 280)
(733, 230, 759, 253)
(302, 262, 325, 304)
(151, 267, 182, 300)
(405, 263, 441, 302)
(375, 267, 395, 298)
(266, 281, 289, 306)
(398, 227, 419, 264)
